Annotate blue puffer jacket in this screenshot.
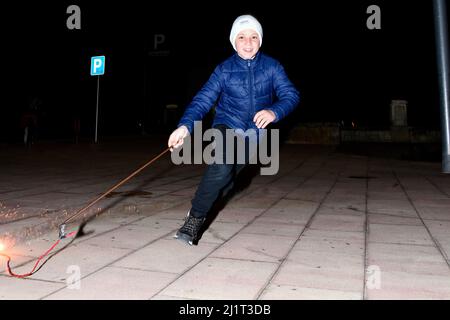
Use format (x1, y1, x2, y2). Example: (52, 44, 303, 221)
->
(178, 51, 300, 133)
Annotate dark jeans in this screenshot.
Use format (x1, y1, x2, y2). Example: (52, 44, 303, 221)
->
(190, 125, 256, 218)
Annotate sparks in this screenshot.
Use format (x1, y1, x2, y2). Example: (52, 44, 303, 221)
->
(0, 234, 16, 252)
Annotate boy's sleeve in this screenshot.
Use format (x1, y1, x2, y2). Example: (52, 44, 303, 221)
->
(177, 66, 223, 133)
(268, 62, 300, 122)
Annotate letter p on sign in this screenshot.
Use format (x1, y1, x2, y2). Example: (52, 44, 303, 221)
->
(91, 56, 105, 76)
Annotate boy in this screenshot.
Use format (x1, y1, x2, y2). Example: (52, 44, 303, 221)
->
(168, 14, 300, 245)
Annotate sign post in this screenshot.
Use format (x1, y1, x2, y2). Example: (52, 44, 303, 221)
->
(90, 56, 105, 143)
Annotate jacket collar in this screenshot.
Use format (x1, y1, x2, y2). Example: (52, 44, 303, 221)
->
(234, 51, 262, 68)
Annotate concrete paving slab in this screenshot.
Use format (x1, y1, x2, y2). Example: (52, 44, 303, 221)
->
(284, 187, 328, 202)
(406, 191, 449, 200)
(367, 242, 450, 276)
(308, 214, 365, 233)
(369, 223, 435, 246)
(272, 253, 365, 292)
(197, 221, 245, 245)
(368, 213, 423, 226)
(159, 257, 278, 300)
(245, 186, 298, 199)
(43, 266, 178, 300)
(210, 233, 297, 263)
(413, 199, 450, 207)
(94, 204, 176, 225)
(368, 199, 417, 217)
(128, 214, 183, 227)
(64, 220, 127, 242)
(135, 194, 191, 208)
(367, 185, 403, 195)
(0, 189, 62, 201)
(241, 221, 305, 237)
(266, 199, 319, 214)
(414, 206, 450, 221)
(225, 198, 278, 209)
(169, 186, 198, 197)
(256, 200, 318, 225)
(151, 294, 193, 300)
(281, 239, 364, 279)
(150, 210, 190, 221)
(366, 271, 450, 299)
(112, 239, 219, 274)
(259, 284, 362, 300)
(368, 191, 408, 200)
(254, 214, 310, 226)
(297, 235, 365, 256)
(0, 216, 50, 233)
(301, 229, 365, 242)
(325, 195, 366, 208)
(214, 208, 266, 224)
(400, 179, 440, 190)
(273, 176, 308, 184)
(3, 193, 89, 204)
(317, 205, 365, 216)
(82, 223, 179, 250)
(9, 243, 131, 283)
(422, 219, 450, 260)
(0, 276, 66, 300)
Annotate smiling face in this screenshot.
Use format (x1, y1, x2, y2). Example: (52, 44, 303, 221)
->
(235, 29, 261, 60)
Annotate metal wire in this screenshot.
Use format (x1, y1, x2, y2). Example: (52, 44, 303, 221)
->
(61, 147, 171, 226)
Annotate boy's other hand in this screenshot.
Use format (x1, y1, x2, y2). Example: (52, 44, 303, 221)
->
(253, 110, 276, 129)
(168, 125, 189, 151)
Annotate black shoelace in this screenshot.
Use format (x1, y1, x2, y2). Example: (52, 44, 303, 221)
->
(181, 216, 204, 235)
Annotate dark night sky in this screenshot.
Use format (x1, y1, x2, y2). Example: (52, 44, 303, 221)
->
(1, 1, 442, 142)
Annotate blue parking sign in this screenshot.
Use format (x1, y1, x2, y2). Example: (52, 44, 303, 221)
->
(90, 56, 105, 76)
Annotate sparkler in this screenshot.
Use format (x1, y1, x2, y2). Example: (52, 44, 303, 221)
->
(0, 234, 15, 252)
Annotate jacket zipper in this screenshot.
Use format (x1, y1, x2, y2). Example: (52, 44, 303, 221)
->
(248, 60, 255, 124)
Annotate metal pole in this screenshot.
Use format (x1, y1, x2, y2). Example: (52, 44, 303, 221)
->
(433, 0, 450, 173)
(95, 75, 100, 144)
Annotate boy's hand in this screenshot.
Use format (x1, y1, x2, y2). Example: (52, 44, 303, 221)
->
(253, 110, 276, 129)
(168, 126, 189, 151)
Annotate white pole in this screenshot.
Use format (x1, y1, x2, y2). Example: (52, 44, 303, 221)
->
(95, 75, 100, 143)
(433, 0, 450, 172)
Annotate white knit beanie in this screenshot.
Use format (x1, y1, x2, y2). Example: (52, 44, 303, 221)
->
(229, 15, 263, 51)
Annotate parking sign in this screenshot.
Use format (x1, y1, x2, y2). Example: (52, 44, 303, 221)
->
(90, 56, 105, 76)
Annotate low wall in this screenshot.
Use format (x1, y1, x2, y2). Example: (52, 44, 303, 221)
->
(286, 123, 440, 145)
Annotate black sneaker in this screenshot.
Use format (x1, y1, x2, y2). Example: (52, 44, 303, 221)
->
(174, 211, 206, 246)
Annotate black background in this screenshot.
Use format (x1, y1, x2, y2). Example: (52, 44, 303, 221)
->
(1, 0, 442, 142)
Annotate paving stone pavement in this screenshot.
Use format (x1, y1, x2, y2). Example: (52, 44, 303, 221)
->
(1, 137, 450, 300)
